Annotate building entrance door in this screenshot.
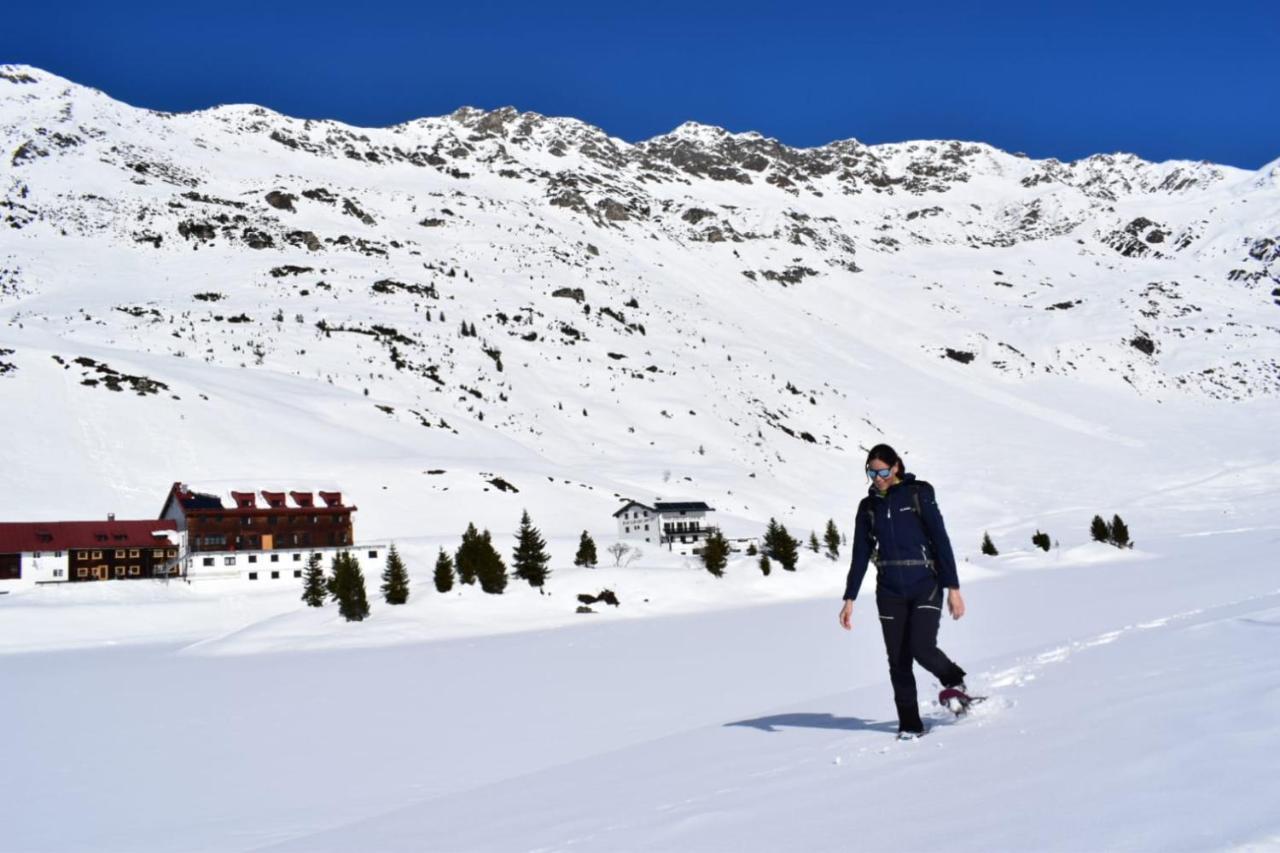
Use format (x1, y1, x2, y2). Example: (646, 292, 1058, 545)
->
(94, 565, 109, 581)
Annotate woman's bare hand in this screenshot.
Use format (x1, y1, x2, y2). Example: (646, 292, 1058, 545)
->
(947, 588, 966, 620)
(839, 599, 854, 630)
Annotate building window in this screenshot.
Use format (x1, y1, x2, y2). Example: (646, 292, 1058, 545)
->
(169, 566, 180, 576)
(115, 549, 126, 559)
(270, 571, 279, 580)
(293, 553, 302, 561)
(293, 570, 302, 579)
(167, 549, 177, 558)
(54, 568, 65, 578)
(224, 557, 236, 566)
(270, 554, 279, 563)
(248, 572, 258, 580)
(129, 565, 141, 576)
(248, 555, 258, 564)
(92, 550, 102, 560)
(153, 549, 164, 558)
(268, 516, 278, 526)
(242, 517, 253, 527)
(77, 567, 88, 578)
(129, 549, 140, 558)
(202, 557, 214, 566)
(368, 550, 378, 559)
(645, 524, 650, 530)
(77, 552, 88, 561)
(114, 566, 126, 577)
(54, 550, 63, 557)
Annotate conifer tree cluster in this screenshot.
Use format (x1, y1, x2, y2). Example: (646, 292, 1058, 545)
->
(301, 551, 326, 607)
(823, 519, 841, 560)
(981, 532, 999, 556)
(764, 518, 800, 571)
(1090, 514, 1133, 548)
(433, 548, 455, 593)
(700, 530, 729, 577)
(330, 551, 371, 622)
(512, 510, 551, 587)
(380, 544, 410, 605)
(460, 320, 478, 337)
(456, 524, 507, 594)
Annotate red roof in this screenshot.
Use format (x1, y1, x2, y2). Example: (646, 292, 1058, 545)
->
(0, 520, 179, 554)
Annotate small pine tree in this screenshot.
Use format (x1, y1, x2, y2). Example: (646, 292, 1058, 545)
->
(980, 532, 999, 556)
(1031, 530, 1051, 552)
(746, 541, 758, 556)
(574, 530, 598, 567)
(764, 518, 782, 556)
(512, 510, 551, 587)
(331, 551, 371, 622)
(808, 531, 821, 553)
(1109, 514, 1132, 549)
(774, 524, 800, 571)
(701, 530, 729, 577)
(823, 519, 841, 560)
(456, 522, 481, 585)
(759, 553, 772, 576)
(433, 548, 455, 593)
(380, 544, 410, 605)
(301, 551, 326, 607)
(475, 529, 508, 594)
(1090, 514, 1111, 543)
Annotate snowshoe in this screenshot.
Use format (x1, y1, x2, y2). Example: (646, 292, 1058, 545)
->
(896, 727, 928, 741)
(938, 686, 985, 716)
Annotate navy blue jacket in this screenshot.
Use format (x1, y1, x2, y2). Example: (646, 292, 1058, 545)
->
(843, 473, 960, 601)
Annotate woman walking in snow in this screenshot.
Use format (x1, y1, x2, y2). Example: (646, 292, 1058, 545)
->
(838, 443, 970, 738)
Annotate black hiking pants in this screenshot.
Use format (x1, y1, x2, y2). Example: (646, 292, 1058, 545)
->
(876, 582, 966, 733)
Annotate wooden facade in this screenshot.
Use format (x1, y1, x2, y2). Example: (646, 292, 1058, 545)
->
(0, 520, 181, 585)
(161, 483, 356, 555)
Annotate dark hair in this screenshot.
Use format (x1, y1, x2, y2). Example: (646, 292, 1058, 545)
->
(866, 443, 906, 475)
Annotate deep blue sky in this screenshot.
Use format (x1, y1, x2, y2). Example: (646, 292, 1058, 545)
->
(3, 0, 1277, 167)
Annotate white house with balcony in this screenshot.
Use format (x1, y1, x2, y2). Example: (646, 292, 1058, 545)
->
(613, 499, 717, 555)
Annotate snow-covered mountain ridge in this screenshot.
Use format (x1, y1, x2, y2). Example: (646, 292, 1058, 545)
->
(1, 63, 1278, 542)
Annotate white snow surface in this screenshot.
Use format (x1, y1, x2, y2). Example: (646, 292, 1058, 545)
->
(2, 65, 1280, 851)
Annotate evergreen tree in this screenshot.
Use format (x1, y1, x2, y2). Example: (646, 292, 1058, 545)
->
(1091, 514, 1112, 543)
(774, 524, 800, 571)
(1031, 530, 1051, 552)
(513, 510, 551, 587)
(455, 522, 481, 585)
(433, 548, 455, 593)
(980, 532, 999, 556)
(1109, 514, 1132, 549)
(808, 531, 821, 553)
(331, 551, 371, 622)
(475, 529, 508, 594)
(823, 519, 841, 560)
(758, 553, 772, 576)
(574, 530, 598, 567)
(701, 530, 729, 577)
(380, 544, 410, 605)
(746, 541, 758, 557)
(764, 518, 782, 556)
(301, 551, 326, 607)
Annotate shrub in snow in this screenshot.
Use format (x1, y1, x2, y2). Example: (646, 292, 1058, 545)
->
(701, 530, 729, 577)
(1031, 530, 1051, 552)
(433, 548, 455, 593)
(380, 544, 410, 605)
(574, 531, 598, 567)
(759, 554, 772, 576)
(1109, 515, 1132, 549)
(746, 541, 758, 557)
(607, 541, 631, 566)
(981, 532, 998, 556)
(512, 510, 551, 587)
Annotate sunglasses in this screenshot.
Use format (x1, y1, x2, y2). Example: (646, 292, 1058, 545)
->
(866, 467, 894, 480)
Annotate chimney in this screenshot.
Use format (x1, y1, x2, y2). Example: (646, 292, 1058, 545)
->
(108, 512, 115, 522)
